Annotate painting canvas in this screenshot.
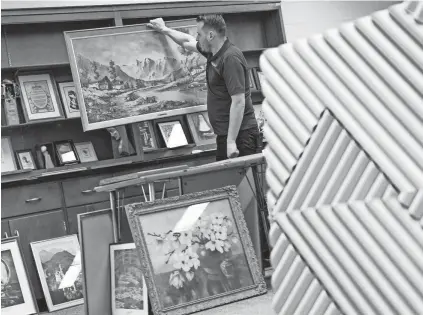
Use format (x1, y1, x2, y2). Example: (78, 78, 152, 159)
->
(65, 21, 207, 131)
(126, 186, 266, 315)
(110, 243, 148, 315)
(187, 111, 216, 146)
(1, 238, 37, 315)
(30, 235, 84, 311)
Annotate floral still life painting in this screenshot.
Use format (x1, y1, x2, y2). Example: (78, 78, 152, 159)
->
(110, 243, 148, 315)
(126, 186, 266, 315)
(65, 22, 207, 131)
(30, 235, 84, 311)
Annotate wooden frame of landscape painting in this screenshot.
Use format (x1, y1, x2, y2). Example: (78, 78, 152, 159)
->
(64, 19, 207, 131)
(125, 185, 267, 315)
(1, 236, 38, 315)
(30, 235, 84, 312)
(110, 242, 149, 315)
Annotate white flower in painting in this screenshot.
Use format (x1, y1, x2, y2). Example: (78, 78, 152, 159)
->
(212, 213, 225, 225)
(215, 225, 228, 240)
(185, 271, 195, 281)
(223, 217, 233, 227)
(179, 230, 193, 246)
(185, 248, 200, 270)
(231, 235, 239, 244)
(172, 252, 191, 272)
(163, 233, 179, 252)
(169, 271, 185, 289)
(205, 234, 225, 253)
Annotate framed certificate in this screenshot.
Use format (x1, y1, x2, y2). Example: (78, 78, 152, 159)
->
(74, 141, 98, 163)
(1, 136, 17, 173)
(15, 149, 37, 170)
(17, 73, 64, 122)
(58, 82, 81, 118)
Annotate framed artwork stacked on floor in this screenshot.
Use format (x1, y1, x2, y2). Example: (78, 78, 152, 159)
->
(1, 236, 38, 315)
(30, 235, 84, 312)
(125, 185, 266, 315)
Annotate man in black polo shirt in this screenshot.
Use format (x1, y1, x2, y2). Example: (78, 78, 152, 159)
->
(148, 15, 260, 161)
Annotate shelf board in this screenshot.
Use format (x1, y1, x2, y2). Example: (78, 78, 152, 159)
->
(242, 48, 267, 54)
(1, 62, 71, 72)
(1, 117, 80, 130)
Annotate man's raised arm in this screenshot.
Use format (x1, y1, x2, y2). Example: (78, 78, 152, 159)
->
(147, 18, 199, 53)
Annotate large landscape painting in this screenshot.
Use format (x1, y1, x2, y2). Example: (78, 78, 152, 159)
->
(66, 24, 207, 130)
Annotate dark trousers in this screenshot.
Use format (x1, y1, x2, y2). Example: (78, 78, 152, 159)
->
(216, 126, 262, 161)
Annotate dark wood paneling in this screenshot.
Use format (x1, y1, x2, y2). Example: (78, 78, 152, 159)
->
(225, 13, 266, 51)
(62, 174, 110, 207)
(9, 210, 67, 299)
(66, 201, 111, 235)
(263, 8, 286, 47)
(4, 20, 113, 67)
(1, 182, 63, 218)
(182, 168, 245, 194)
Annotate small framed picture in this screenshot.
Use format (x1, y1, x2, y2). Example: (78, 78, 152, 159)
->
(74, 142, 98, 163)
(132, 121, 157, 151)
(58, 82, 80, 118)
(2, 237, 38, 315)
(17, 73, 64, 122)
(1, 136, 17, 173)
(186, 111, 216, 146)
(53, 140, 80, 165)
(157, 121, 188, 149)
(15, 150, 37, 170)
(30, 235, 84, 312)
(253, 68, 264, 90)
(253, 104, 267, 143)
(248, 68, 256, 90)
(110, 243, 148, 315)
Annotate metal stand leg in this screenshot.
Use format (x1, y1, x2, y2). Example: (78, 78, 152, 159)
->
(109, 190, 118, 243)
(148, 182, 156, 201)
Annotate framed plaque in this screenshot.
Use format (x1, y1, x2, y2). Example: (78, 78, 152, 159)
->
(17, 73, 64, 122)
(58, 82, 81, 118)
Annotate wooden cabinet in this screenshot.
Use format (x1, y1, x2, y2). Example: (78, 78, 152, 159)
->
(1, 182, 63, 218)
(62, 174, 109, 207)
(66, 200, 111, 235)
(8, 210, 67, 299)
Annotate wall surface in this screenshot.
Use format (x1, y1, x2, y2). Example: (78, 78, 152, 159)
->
(281, 1, 400, 42)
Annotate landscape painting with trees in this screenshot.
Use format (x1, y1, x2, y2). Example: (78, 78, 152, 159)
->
(66, 24, 207, 130)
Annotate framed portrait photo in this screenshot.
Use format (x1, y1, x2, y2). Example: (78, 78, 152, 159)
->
(15, 150, 37, 170)
(125, 185, 266, 315)
(53, 140, 80, 165)
(17, 73, 63, 122)
(110, 243, 148, 315)
(1, 237, 38, 315)
(186, 111, 216, 146)
(1, 136, 17, 173)
(157, 121, 188, 149)
(30, 235, 84, 312)
(74, 142, 98, 163)
(58, 82, 81, 118)
(64, 19, 207, 131)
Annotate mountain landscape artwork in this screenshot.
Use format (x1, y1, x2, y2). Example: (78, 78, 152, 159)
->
(31, 235, 84, 311)
(68, 25, 207, 130)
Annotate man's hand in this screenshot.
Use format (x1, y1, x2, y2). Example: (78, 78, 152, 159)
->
(227, 140, 239, 159)
(147, 18, 167, 33)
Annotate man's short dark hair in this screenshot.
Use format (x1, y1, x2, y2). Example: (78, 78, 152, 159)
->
(196, 14, 226, 36)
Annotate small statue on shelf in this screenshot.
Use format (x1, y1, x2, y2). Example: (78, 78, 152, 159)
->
(41, 145, 55, 169)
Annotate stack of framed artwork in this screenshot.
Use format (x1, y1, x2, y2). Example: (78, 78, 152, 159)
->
(1, 236, 38, 315)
